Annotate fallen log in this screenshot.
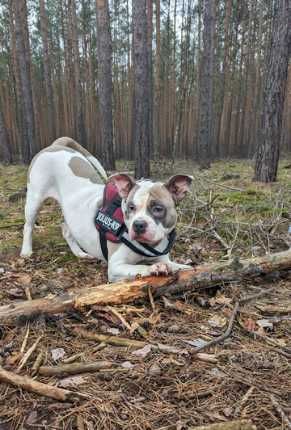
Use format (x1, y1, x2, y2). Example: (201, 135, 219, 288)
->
(0, 366, 85, 402)
(1, 248, 290, 325)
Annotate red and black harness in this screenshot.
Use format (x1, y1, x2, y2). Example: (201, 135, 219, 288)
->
(95, 183, 176, 261)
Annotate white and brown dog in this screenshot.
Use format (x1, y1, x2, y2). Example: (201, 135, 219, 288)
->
(21, 137, 192, 282)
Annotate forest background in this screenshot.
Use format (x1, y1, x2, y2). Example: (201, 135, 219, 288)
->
(0, 0, 290, 179)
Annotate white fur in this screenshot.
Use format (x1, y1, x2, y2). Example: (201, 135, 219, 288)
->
(21, 142, 190, 281)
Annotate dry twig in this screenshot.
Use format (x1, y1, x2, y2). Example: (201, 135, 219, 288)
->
(0, 366, 86, 402)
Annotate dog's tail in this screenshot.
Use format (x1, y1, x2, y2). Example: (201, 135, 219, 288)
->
(51, 137, 108, 183)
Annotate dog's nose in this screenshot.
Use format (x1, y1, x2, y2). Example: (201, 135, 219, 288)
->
(133, 219, 147, 235)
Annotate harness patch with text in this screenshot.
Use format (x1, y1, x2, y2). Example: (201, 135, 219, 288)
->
(95, 210, 123, 236)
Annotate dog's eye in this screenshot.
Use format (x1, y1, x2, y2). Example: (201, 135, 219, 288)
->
(128, 203, 136, 212)
(152, 205, 165, 217)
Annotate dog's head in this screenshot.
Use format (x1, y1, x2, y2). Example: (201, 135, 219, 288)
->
(108, 173, 193, 245)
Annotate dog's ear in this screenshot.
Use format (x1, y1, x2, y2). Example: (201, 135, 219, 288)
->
(165, 175, 193, 202)
(109, 173, 136, 199)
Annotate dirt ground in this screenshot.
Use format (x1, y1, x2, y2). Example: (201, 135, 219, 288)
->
(0, 159, 291, 430)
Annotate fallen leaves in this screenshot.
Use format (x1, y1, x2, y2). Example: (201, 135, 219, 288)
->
(51, 348, 66, 362)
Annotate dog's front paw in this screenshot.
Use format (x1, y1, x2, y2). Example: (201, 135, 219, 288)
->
(150, 262, 172, 276)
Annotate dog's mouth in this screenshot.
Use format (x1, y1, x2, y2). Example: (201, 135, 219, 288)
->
(129, 231, 162, 246)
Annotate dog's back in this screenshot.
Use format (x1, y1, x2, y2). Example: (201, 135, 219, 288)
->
(21, 137, 106, 257)
(50, 137, 107, 182)
(28, 137, 107, 187)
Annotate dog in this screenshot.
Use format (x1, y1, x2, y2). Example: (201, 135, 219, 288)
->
(21, 137, 193, 282)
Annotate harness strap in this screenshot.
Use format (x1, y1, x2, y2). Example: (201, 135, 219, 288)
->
(119, 229, 176, 259)
(99, 196, 122, 261)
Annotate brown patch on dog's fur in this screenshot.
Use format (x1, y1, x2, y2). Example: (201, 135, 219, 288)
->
(51, 137, 93, 159)
(28, 144, 75, 183)
(124, 185, 140, 219)
(68, 157, 100, 184)
(147, 183, 177, 229)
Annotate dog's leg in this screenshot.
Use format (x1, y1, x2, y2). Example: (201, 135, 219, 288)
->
(61, 223, 95, 259)
(108, 263, 153, 282)
(148, 255, 192, 276)
(21, 189, 43, 257)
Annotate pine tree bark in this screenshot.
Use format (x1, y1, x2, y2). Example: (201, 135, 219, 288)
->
(68, 0, 87, 146)
(147, 0, 154, 155)
(132, 0, 150, 178)
(39, 0, 55, 145)
(217, 0, 231, 158)
(197, 0, 215, 169)
(254, 0, 291, 182)
(12, 0, 36, 163)
(96, 0, 115, 170)
(154, 0, 161, 156)
(0, 109, 11, 163)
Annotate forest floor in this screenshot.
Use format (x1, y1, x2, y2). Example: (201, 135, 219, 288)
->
(0, 159, 291, 430)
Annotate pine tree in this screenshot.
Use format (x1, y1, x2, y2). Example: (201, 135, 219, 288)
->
(96, 0, 115, 170)
(254, 0, 291, 182)
(132, 0, 150, 178)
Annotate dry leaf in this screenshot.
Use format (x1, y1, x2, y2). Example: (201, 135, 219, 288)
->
(243, 318, 257, 332)
(148, 362, 161, 376)
(51, 347, 66, 361)
(183, 338, 208, 349)
(208, 315, 227, 329)
(58, 375, 87, 388)
(121, 361, 135, 369)
(132, 344, 152, 358)
(210, 295, 232, 306)
(257, 319, 273, 330)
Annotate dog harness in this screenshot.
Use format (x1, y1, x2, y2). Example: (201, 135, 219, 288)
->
(95, 183, 176, 261)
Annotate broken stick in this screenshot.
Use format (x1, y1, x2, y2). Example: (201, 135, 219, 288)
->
(0, 248, 290, 324)
(0, 366, 85, 402)
(38, 360, 115, 377)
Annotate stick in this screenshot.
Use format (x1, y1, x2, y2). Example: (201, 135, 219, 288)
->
(107, 306, 132, 331)
(38, 360, 115, 377)
(188, 420, 256, 430)
(193, 302, 240, 353)
(1, 248, 291, 324)
(192, 287, 276, 354)
(63, 352, 84, 364)
(75, 328, 146, 348)
(75, 328, 188, 355)
(31, 350, 44, 376)
(24, 287, 32, 301)
(0, 366, 85, 402)
(234, 386, 255, 417)
(148, 287, 155, 312)
(270, 395, 291, 429)
(17, 336, 42, 373)
(20, 325, 30, 354)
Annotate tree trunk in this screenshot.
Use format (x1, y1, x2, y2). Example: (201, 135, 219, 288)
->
(68, 0, 87, 147)
(1, 248, 291, 325)
(0, 109, 11, 163)
(154, 0, 161, 156)
(254, 0, 290, 182)
(96, 0, 115, 170)
(147, 0, 154, 155)
(39, 0, 55, 145)
(132, 0, 150, 178)
(197, 0, 215, 169)
(12, 0, 36, 163)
